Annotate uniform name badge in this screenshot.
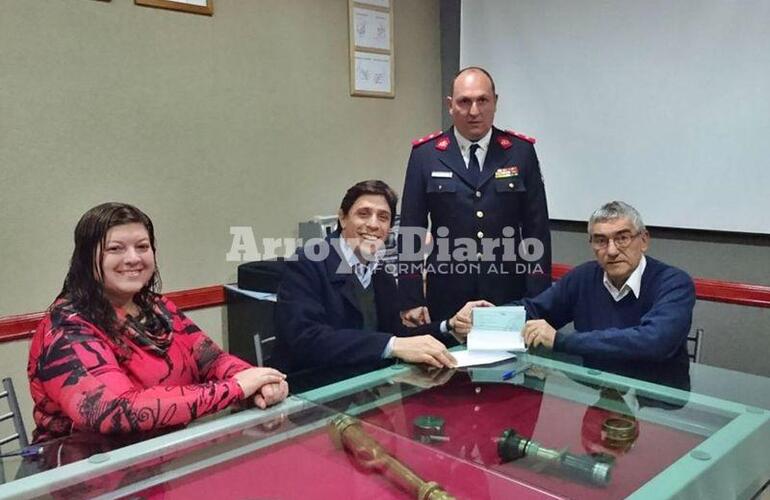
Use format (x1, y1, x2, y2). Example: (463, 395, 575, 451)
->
(431, 171, 453, 178)
(495, 166, 519, 179)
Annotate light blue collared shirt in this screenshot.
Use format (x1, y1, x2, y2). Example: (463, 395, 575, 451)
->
(338, 237, 378, 289)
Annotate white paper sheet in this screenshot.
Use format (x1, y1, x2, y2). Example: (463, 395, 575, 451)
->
(354, 51, 392, 93)
(353, 8, 391, 51)
(452, 350, 516, 368)
(467, 330, 526, 352)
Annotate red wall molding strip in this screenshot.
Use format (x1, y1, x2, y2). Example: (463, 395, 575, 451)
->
(0, 313, 43, 343)
(0, 285, 225, 344)
(553, 263, 770, 308)
(2, 269, 770, 343)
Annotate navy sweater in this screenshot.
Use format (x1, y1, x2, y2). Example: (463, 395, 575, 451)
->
(523, 257, 695, 364)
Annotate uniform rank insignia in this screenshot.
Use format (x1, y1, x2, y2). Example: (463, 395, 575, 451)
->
(497, 135, 513, 149)
(495, 166, 519, 179)
(505, 129, 537, 144)
(435, 136, 450, 151)
(412, 130, 443, 147)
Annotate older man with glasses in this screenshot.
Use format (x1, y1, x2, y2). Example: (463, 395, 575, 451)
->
(520, 201, 696, 367)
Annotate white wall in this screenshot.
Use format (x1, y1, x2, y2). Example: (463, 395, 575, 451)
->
(461, 0, 770, 233)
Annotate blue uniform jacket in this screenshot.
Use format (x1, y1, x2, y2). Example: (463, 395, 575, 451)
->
(272, 234, 443, 373)
(399, 126, 552, 321)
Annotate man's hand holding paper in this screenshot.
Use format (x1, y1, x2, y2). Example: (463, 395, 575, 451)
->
(448, 299, 494, 340)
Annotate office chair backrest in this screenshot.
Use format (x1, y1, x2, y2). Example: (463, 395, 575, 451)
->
(0, 377, 29, 451)
(687, 328, 703, 363)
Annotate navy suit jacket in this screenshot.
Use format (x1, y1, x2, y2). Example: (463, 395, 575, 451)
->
(399, 126, 552, 320)
(271, 234, 443, 374)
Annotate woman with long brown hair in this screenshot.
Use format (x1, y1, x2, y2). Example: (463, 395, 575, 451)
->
(28, 202, 288, 442)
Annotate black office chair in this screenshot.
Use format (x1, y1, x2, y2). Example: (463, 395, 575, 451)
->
(1, 377, 30, 484)
(687, 328, 703, 363)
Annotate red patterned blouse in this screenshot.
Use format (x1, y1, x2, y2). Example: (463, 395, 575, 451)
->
(28, 295, 251, 443)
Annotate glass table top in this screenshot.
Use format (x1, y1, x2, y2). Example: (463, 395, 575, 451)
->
(0, 354, 767, 499)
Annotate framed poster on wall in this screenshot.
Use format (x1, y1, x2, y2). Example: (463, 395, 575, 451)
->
(349, 0, 394, 97)
(135, 0, 213, 16)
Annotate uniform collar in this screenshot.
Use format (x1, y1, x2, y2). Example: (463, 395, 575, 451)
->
(603, 254, 647, 302)
(454, 127, 492, 154)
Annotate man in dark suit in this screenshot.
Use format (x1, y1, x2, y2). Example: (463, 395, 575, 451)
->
(399, 66, 552, 330)
(272, 181, 484, 385)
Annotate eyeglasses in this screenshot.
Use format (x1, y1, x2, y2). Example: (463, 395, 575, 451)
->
(590, 231, 641, 250)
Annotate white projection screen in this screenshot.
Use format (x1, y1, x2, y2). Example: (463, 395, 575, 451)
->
(460, 0, 770, 233)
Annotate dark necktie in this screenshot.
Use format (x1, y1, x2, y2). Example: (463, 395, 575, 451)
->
(468, 143, 481, 186)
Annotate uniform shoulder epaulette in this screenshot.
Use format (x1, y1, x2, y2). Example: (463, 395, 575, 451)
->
(411, 130, 443, 147)
(505, 129, 537, 144)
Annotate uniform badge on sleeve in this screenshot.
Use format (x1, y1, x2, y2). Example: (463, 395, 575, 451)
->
(495, 166, 519, 179)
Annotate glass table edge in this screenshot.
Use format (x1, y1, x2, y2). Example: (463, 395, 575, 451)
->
(2, 356, 768, 500)
(0, 398, 310, 499)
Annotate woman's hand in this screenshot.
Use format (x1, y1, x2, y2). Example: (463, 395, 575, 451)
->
(233, 367, 287, 399)
(253, 378, 290, 409)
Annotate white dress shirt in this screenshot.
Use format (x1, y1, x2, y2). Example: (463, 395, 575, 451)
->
(454, 128, 493, 171)
(603, 255, 647, 302)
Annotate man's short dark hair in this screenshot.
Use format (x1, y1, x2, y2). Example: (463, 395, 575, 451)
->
(340, 180, 398, 219)
(451, 66, 497, 96)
